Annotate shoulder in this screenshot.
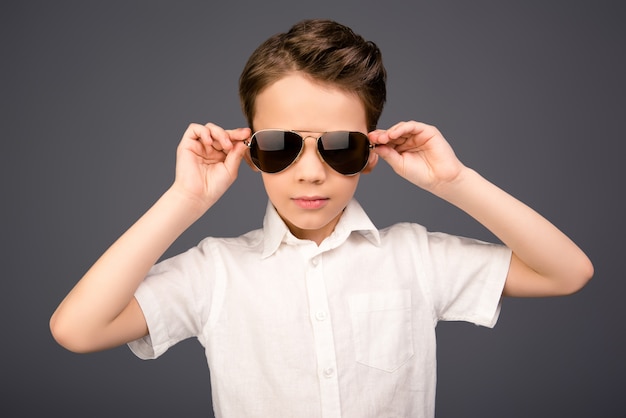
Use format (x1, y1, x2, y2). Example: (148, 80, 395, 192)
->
(196, 228, 265, 254)
(378, 222, 506, 259)
(378, 221, 429, 242)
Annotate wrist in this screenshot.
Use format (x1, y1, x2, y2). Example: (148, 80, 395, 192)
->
(161, 185, 214, 224)
(429, 165, 476, 201)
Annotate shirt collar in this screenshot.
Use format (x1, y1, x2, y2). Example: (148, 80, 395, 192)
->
(261, 198, 380, 258)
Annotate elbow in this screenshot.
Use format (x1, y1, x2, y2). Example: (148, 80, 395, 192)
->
(582, 255, 594, 282)
(49, 312, 95, 354)
(577, 256, 595, 291)
(560, 256, 595, 296)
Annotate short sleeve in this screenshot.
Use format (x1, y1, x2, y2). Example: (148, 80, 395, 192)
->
(419, 229, 512, 327)
(127, 243, 213, 359)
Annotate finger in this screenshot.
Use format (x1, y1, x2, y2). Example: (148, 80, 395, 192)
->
(369, 131, 410, 151)
(179, 124, 214, 158)
(184, 123, 212, 143)
(204, 123, 233, 152)
(226, 127, 252, 142)
(393, 122, 441, 153)
(225, 127, 252, 151)
(367, 129, 391, 145)
(222, 140, 248, 176)
(369, 122, 419, 146)
(388, 121, 437, 143)
(373, 143, 403, 167)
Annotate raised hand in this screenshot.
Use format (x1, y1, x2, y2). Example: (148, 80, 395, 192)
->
(370, 120, 593, 297)
(369, 121, 465, 194)
(49, 123, 252, 353)
(172, 123, 251, 209)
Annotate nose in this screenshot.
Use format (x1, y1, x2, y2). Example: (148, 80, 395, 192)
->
(292, 136, 327, 183)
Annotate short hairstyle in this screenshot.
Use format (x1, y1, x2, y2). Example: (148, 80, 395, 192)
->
(239, 19, 387, 132)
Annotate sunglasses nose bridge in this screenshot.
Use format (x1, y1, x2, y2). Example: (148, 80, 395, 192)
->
(298, 135, 323, 161)
(287, 135, 324, 174)
(300, 134, 321, 151)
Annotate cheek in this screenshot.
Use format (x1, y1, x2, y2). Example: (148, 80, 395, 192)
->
(339, 174, 360, 190)
(261, 173, 287, 197)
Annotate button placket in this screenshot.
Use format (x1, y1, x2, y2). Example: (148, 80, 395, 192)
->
(305, 254, 341, 416)
(315, 310, 328, 321)
(322, 367, 335, 378)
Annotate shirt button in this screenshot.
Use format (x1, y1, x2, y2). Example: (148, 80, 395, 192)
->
(311, 257, 319, 266)
(323, 367, 335, 378)
(315, 310, 327, 321)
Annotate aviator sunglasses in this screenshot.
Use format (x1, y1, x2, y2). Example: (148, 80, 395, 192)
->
(244, 129, 374, 175)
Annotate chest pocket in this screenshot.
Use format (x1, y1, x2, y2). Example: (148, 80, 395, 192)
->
(349, 290, 414, 372)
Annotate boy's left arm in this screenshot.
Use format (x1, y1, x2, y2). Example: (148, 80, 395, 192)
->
(369, 121, 594, 297)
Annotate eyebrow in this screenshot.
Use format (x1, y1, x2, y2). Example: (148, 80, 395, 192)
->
(252, 128, 367, 135)
(290, 129, 325, 134)
(290, 129, 365, 135)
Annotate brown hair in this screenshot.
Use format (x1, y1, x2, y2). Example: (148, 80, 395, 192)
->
(239, 19, 387, 131)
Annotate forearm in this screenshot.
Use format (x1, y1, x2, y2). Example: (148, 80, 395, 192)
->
(434, 167, 593, 296)
(371, 121, 593, 296)
(50, 186, 209, 349)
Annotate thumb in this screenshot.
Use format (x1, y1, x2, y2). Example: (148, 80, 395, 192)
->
(223, 141, 248, 176)
(374, 145, 404, 173)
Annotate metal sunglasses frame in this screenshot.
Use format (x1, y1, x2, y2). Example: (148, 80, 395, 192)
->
(243, 129, 375, 175)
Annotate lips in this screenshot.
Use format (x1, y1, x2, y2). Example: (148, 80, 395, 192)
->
(291, 196, 329, 209)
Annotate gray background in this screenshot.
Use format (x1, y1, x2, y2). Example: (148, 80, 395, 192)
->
(2, 1, 624, 417)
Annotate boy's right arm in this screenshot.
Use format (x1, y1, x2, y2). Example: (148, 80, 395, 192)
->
(50, 123, 251, 353)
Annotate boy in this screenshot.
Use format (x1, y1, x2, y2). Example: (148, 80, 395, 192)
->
(50, 19, 593, 417)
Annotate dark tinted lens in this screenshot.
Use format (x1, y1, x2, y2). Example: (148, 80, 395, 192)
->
(318, 132, 370, 175)
(250, 131, 303, 173)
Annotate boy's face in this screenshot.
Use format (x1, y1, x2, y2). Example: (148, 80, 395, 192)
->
(251, 73, 375, 245)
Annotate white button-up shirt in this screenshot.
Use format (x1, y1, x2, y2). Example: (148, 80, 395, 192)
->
(129, 199, 511, 417)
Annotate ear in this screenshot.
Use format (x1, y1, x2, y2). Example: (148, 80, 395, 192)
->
(361, 151, 379, 174)
(243, 149, 261, 172)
